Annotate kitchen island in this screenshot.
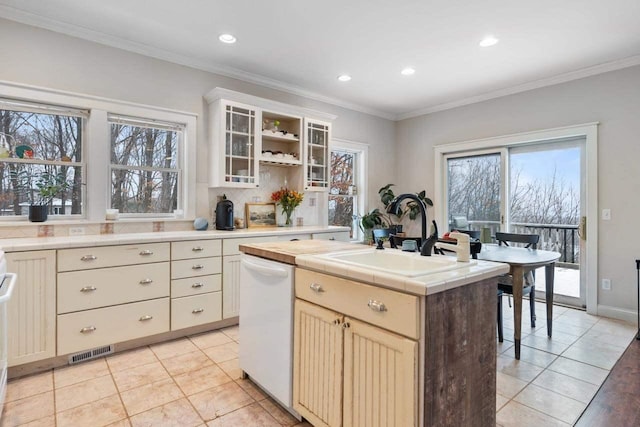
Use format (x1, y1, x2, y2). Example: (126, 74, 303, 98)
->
(240, 240, 509, 427)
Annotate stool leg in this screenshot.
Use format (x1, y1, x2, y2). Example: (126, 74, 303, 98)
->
(530, 286, 536, 328)
(497, 293, 504, 343)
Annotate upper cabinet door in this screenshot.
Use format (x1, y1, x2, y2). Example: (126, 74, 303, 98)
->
(304, 118, 331, 192)
(209, 100, 259, 188)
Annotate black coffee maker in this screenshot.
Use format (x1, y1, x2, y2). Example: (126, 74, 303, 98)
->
(215, 199, 234, 230)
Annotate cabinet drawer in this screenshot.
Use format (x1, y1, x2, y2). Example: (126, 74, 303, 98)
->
(223, 237, 274, 256)
(57, 263, 170, 314)
(58, 243, 170, 272)
(171, 274, 222, 298)
(57, 298, 170, 355)
(171, 292, 222, 330)
(172, 240, 222, 260)
(171, 257, 221, 279)
(295, 269, 419, 339)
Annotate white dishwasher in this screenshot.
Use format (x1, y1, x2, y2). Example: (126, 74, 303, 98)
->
(239, 254, 299, 417)
(0, 251, 17, 411)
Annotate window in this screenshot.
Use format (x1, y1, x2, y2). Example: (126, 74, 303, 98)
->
(0, 99, 85, 218)
(109, 115, 183, 215)
(329, 140, 367, 240)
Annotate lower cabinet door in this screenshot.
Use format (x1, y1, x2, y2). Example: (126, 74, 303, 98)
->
(343, 317, 418, 427)
(293, 299, 343, 427)
(222, 254, 241, 318)
(171, 292, 222, 331)
(57, 298, 170, 355)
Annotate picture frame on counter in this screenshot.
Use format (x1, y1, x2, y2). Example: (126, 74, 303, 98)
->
(245, 203, 276, 227)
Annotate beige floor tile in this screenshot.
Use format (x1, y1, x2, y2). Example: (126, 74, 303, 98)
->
(161, 350, 213, 376)
(532, 370, 599, 404)
(513, 384, 586, 425)
(531, 327, 580, 344)
(496, 372, 528, 399)
(497, 401, 570, 426)
(496, 340, 514, 355)
(189, 331, 234, 349)
(257, 397, 300, 426)
(555, 311, 599, 327)
(221, 326, 239, 342)
(54, 358, 110, 388)
(173, 364, 233, 396)
(496, 355, 544, 382)
(5, 371, 53, 403)
(547, 357, 609, 385)
(206, 402, 279, 427)
(590, 318, 637, 337)
(581, 328, 635, 348)
(107, 347, 159, 372)
(202, 342, 239, 364)
(516, 346, 558, 369)
(120, 378, 185, 416)
(55, 374, 118, 412)
(521, 334, 573, 355)
(548, 320, 591, 337)
(217, 358, 242, 380)
(12, 415, 56, 426)
(129, 398, 202, 427)
(562, 341, 623, 370)
(150, 338, 199, 360)
(236, 378, 268, 401)
(0, 392, 54, 426)
(496, 394, 510, 411)
(106, 419, 132, 427)
(189, 381, 253, 421)
(112, 361, 171, 392)
(56, 394, 127, 427)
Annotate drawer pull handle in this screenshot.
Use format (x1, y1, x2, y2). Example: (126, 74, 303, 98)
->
(80, 326, 96, 333)
(192, 308, 205, 314)
(329, 237, 336, 241)
(139, 279, 153, 285)
(139, 250, 154, 256)
(192, 282, 204, 288)
(81, 255, 97, 261)
(80, 286, 97, 293)
(139, 315, 153, 321)
(341, 322, 351, 329)
(192, 264, 204, 270)
(368, 300, 387, 312)
(333, 318, 341, 326)
(192, 247, 204, 252)
(309, 283, 324, 293)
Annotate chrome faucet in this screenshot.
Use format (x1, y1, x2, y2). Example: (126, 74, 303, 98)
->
(387, 194, 437, 256)
(434, 232, 471, 262)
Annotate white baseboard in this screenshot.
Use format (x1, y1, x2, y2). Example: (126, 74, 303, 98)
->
(596, 304, 638, 323)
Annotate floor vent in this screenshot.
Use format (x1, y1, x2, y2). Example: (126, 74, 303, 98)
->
(68, 345, 114, 365)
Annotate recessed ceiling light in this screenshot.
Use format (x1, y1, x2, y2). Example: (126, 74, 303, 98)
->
(219, 34, 237, 44)
(479, 35, 499, 47)
(337, 74, 352, 82)
(401, 67, 415, 76)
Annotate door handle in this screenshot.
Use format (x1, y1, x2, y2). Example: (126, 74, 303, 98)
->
(578, 216, 587, 241)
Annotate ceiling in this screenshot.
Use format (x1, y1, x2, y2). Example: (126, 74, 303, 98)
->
(1, 0, 640, 120)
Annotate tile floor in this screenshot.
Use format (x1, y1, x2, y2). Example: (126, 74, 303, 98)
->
(1, 304, 636, 427)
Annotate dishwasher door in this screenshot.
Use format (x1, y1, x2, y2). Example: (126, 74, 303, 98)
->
(239, 254, 295, 410)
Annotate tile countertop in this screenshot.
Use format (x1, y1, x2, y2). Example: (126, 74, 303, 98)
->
(0, 226, 349, 252)
(295, 247, 510, 296)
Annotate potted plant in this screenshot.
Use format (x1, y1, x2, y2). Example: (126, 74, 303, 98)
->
(378, 184, 433, 233)
(12, 168, 72, 222)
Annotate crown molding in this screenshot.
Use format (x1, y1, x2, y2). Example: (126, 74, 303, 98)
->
(0, 6, 395, 121)
(396, 54, 640, 121)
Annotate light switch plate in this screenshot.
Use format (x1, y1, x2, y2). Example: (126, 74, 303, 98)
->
(602, 209, 611, 220)
(69, 227, 86, 236)
(601, 278, 611, 290)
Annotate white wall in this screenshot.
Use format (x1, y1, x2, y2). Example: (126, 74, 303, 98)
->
(0, 18, 395, 224)
(396, 65, 640, 317)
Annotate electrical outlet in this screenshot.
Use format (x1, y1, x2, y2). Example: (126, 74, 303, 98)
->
(69, 227, 85, 236)
(601, 278, 611, 291)
(602, 209, 611, 220)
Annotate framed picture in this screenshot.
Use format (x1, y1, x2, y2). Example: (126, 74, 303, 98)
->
(245, 202, 277, 227)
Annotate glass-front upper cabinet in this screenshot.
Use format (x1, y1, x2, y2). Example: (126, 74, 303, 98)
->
(304, 119, 331, 191)
(209, 100, 259, 188)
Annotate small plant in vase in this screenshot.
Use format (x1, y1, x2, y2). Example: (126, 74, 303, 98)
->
(271, 187, 304, 226)
(11, 168, 72, 222)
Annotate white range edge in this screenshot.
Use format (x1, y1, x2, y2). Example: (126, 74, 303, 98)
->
(295, 247, 510, 296)
(0, 226, 349, 252)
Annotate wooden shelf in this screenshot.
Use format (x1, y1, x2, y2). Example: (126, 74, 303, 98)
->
(260, 158, 302, 167)
(261, 131, 299, 142)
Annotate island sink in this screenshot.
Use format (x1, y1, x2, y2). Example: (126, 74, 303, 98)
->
(316, 249, 476, 277)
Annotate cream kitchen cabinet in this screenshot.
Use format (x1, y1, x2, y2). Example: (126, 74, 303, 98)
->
(293, 269, 418, 427)
(303, 118, 331, 192)
(311, 231, 350, 242)
(170, 239, 223, 330)
(5, 250, 57, 367)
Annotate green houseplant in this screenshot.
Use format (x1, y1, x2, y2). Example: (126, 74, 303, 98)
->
(12, 168, 72, 222)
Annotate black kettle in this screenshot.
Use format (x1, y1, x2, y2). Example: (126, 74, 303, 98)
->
(215, 199, 234, 230)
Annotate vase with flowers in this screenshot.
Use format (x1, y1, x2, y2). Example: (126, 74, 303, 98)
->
(271, 187, 304, 226)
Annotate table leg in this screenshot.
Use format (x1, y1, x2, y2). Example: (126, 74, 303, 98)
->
(513, 266, 524, 360)
(545, 262, 555, 337)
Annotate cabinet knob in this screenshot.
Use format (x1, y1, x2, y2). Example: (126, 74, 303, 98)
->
(80, 286, 97, 293)
(192, 308, 205, 314)
(368, 300, 387, 312)
(309, 282, 324, 293)
(139, 278, 153, 285)
(192, 247, 204, 252)
(192, 264, 204, 270)
(139, 250, 154, 256)
(192, 282, 204, 288)
(341, 322, 351, 329)
(139, 315, 153, 321)
(80, 255, 97, 261)
(80, 326, 96, 333)
(333, 318, 341, 326)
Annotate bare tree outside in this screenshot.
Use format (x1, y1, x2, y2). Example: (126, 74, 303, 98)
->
(329, 150, 356, 238)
